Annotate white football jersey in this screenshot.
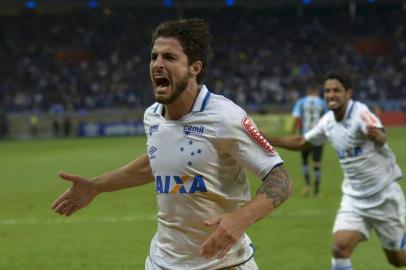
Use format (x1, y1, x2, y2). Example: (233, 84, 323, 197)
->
(304, 100, 403, 198)
(143, 85, 283, 269)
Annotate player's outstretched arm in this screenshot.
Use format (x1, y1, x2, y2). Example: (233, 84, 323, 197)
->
(265, 134, 313, 151)
(52, 154, 154, 216)
(201, 164, 292, 260)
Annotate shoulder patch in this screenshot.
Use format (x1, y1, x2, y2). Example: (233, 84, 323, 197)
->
(241, 116, 276, 154)
(361, 111, 378, 126)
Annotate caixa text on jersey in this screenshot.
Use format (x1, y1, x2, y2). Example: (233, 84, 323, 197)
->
(337, 146, 363, 159)
(155, 175, 208, 194)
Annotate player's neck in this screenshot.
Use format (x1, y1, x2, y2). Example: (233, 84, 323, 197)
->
(333, 103, 349, 122)
(164, 84, 200, 120)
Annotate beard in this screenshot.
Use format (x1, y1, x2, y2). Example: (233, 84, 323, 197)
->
(153, 73, 189, 105)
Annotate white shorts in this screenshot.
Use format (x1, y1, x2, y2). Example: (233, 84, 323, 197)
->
(145, 256, 259, 270)
(333, 182, 406, 251)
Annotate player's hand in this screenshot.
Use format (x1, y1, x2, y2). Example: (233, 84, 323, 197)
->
(366, 125, 378, 139)
(366, 125, 385, 146)
(200, 211, 250, 260)
(51, 171, 99, 216)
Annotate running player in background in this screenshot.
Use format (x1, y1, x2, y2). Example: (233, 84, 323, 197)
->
(264, 70, 406, 269)
(51, 18, 292, 270)
(291, 83, 327, 196)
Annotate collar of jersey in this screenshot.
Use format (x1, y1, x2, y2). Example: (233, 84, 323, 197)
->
(343, 99, 355, 121)
(153, 84, 212, 115)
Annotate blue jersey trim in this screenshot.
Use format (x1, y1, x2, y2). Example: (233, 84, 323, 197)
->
(262, 162, 284, 181)
(216, 243, 256, 270)
(153, 103, 160, 113)
(400, 233, 406, 249)
(199, 91, 211, 112)
(346, 101, 355, 120)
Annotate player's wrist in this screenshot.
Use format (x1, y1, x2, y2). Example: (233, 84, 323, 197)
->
(235, 206, 259, 227)
(89, 176, 105, 194)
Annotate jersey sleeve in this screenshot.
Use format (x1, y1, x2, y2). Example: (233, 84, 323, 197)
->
(358, 105, 383, 135)
(303, 115, 328, 146)
(143, 111, 150, 136)
(216, 107, 283, 179)
(143, 103, 158, 138)
(291, 99, 302, 118)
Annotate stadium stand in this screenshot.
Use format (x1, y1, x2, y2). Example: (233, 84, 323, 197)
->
(0, 2, 405, 138)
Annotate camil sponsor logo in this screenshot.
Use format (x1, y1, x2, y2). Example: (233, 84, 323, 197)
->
(155, 175, 208, 194)
(183, 125, 204, 136)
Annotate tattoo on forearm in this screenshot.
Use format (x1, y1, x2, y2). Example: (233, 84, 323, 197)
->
(256, 165, 292, 209)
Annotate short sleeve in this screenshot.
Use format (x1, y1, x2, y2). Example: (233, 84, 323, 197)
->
(143, 103, 160, 139)
(303, 116, 328, 146)
(217, 108, 283, 179)
(359, 107, 383, 135)
(292, 99, 303, 118)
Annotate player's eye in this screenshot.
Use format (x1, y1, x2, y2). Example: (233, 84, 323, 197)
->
(164, 54, 176, 61)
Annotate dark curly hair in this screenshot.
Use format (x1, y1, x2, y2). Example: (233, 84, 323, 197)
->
(151, 18, 213, 84)
(323, 69, 352, 90)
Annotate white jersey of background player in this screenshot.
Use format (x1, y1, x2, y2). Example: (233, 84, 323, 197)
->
(144, 85, 283, 269)
(304, 99, 402, 199)
(51, 19, 292, 270)
(265, 70, 406, 269)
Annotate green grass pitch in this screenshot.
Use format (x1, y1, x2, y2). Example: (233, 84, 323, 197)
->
(1, 127, 405, 270)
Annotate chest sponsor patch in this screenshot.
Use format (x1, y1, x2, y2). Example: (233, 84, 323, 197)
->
(155, 175, 208, 194)
(241, 116, 276, 154)
(183, 125, 204, 136)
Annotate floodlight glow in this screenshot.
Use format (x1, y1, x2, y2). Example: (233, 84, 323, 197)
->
(25, 0, 36, 9)
(88, 0, 98, 9)
(303, 0, 312, 4)
(164, 0, 173, 7)
(226, 0, 235, 6)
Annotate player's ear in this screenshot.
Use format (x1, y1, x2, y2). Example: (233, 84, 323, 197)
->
(346, 89, 353, 99)
(189, 61, 202, 77)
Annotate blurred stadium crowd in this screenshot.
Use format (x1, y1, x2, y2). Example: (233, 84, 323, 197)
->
(0, 6, 406, 115)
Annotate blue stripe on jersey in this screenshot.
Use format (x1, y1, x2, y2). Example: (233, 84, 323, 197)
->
(153, 103, 160, 113)
(345, 101, 355, 120)
(199, 91, 211, 112)
(401, 233, 406, 249)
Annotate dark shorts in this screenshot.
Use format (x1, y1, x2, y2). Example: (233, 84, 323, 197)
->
(301, 145, 323, 163)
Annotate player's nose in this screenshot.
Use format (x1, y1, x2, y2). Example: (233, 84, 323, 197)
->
(152, 55, 165, 69)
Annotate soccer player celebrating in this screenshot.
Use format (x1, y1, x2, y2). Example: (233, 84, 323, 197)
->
(265, 70, 405, 269)
(51, 18, 292, 269)
(291, 83, 327, 196)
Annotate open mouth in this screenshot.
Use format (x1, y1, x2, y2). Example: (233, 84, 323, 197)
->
(155, 76, 170, 90)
